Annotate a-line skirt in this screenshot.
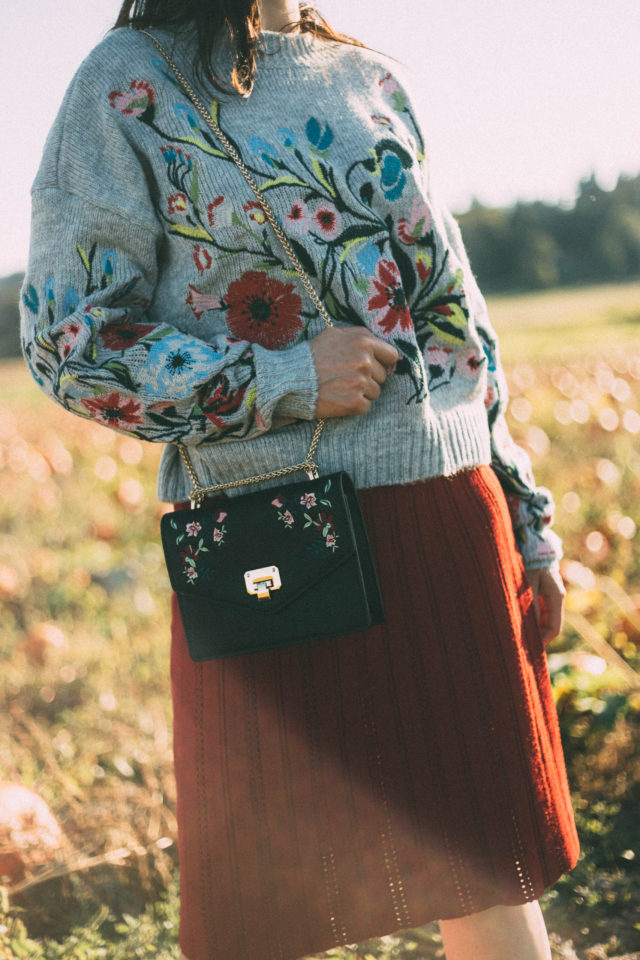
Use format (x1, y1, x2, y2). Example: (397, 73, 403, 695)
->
(170, 464, 580, 960)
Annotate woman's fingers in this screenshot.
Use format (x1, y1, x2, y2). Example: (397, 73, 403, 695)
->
(527, 562, 566, 646)
(310, 326, 400, 418)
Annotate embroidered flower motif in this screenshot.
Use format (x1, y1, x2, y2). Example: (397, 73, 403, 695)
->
(248, 137, 278, 167)
(160, 145, 192, 170)
(379, 72, 407, 112)
(312, 202, 342, 241)
(244, 201, 268, 226)
(109, 80, 155, 117)
(277, 128, 297, 148)
(168, 192, 188, 214)
(186, 566, 198, 581)
(100, 320, 156, 351)
(138, 336, 222, 398)
(57, 321, 82, 360)
(425, 344, 454, 375)
(186, 284, 222, 320)
(306, 118, 334, 152)
(193, 246, 213, 275)
(80, 391, 145, 430)
(213, 526, 226, 544)
(286, 200, 312, 235)
(455, 347, 484, 380)
(224, 271, 303, 348)
(186, 521, 202, 537)
(416, 253, 432, 285)
(215, 511, 227, 523)
(325, 533, 337, 550)
(367, 259, 413, 335)
(281, 510, 295, 527)
(398, 197, 432, 244)
(207, 196, 225, 227)
(271, 497, 284, 508)
(380, 153, 406, 202)
(300, 493, 317, 508)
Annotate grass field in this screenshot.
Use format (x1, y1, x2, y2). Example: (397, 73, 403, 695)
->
(1, 280, 640, 959)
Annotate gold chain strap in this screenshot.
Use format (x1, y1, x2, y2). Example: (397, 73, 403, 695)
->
(140, 30, 334, 506)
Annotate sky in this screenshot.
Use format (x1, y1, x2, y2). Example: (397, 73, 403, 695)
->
(1, 0, 639, 277)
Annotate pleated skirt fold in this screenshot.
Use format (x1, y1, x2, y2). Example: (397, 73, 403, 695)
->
(170, 465, 580, 960)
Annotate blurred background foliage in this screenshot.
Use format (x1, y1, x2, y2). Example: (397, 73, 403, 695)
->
(1, 237, 640, 955)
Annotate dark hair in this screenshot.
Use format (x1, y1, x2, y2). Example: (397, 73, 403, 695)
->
(113, 1, 365, 96)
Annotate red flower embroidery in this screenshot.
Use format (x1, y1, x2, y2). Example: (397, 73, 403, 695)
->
(313, 203, 342, 240)
(244, 201, 267, 226)
(80, 391, 145, 429)
(100, 321, 156, 351)
(168, 192, 187, 214)
(224, 271, 303, 348)
(207, 196, 225, 226)
(193, 245, 213, 275)
(366, 259, 413, 335)
(198, 376, 248, 429)
(108, 80, 155, 116)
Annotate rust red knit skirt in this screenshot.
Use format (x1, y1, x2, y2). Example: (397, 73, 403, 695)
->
(170, 465, 579, 960)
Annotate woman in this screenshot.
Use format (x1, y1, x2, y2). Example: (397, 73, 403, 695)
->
(20, 1, 579, 958)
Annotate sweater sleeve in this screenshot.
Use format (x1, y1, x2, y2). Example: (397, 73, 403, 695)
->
(19, 39, 318, 447)
(20, 189, 318, 446)
(440, 207, 563, 570)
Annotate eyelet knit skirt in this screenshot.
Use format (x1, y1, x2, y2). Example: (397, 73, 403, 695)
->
(170, 464, 579, 960)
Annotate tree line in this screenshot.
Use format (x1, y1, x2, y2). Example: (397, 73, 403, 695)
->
(458, 171, 640, 292)
(1, 171, 639, 360)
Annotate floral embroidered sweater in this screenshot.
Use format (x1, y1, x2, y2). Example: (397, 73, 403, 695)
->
(20, 24, 561, 569)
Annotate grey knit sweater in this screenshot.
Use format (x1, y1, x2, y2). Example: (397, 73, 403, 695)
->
(20, 24, 561, 568)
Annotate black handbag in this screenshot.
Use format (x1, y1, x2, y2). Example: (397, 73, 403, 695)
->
(161, 471, 384, 660)
(147, 32, 386, 660)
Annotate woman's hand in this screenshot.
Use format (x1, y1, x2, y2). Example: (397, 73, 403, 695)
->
(526, 561, 566, 647)
(310, 327, 400, 419)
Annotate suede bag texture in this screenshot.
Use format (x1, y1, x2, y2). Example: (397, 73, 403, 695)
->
(161, 471, 385, 660)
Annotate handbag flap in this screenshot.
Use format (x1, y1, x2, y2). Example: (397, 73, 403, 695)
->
(161, 472, 359, 613)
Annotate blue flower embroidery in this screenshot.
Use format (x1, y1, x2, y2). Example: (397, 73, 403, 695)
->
(140, 336, 222, 398)
(356, 242, 381, 276)
(380, 153, 406, 201)
(306, 118, 333, 152)
(174, 102, 200, 131)
(62, 284, 79, 317)
(248, 137, 278, 168)
(23, 284, 39, 315)
(277, 128, 297, 148)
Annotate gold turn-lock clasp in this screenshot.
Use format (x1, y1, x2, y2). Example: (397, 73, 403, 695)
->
(245, 565, 282, 601)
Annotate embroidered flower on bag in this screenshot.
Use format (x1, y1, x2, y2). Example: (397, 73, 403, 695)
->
(186, 521, 202, 537)
(300, 493, 317, 508)
(281, 510, 295, 527)
(271, 496, 284, 508)
(213, 526, 226, 544)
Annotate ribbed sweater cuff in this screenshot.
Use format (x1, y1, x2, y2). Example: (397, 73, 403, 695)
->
(254, 340, 318, 422)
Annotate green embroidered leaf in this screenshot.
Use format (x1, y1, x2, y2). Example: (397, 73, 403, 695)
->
(102, 360, 137, 392)
(359, 182, 374, 207)
(324, 480, 331, 493)
(191, 160, 200, 209)
(311, 157, 336, 197)
(178, 135, 227, 158)
(335, 223, 381, 246)
(76, 244, 91, 274)
(176, 533, 185, 545)
(424, 313, 469, 344)
(168, 224, 213, 242)
(322, 524, 330, 536)
(252, 261, 279, 271)
(259, 176, 309, 192)
(170, 519, 178, 530)
(210, 99, 220, 126)
(140, 325, 174, 343)
(288, 238, 317, 278)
